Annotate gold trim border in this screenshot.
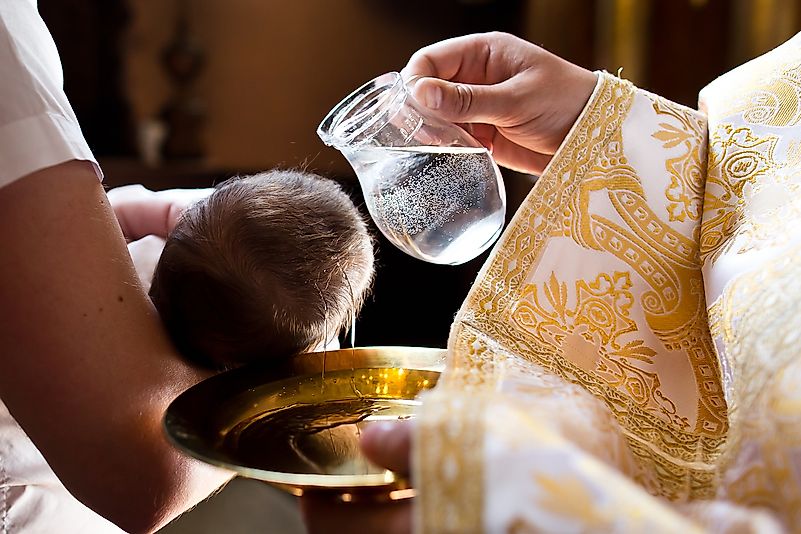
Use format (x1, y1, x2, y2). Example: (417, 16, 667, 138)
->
(414, 389, 485, 534)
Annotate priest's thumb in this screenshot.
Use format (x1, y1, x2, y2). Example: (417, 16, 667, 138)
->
(410, 77, 508, 126)
(360, 421, 412, 475)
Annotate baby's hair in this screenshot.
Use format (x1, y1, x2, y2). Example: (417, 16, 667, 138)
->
(149, 170, 374, 369)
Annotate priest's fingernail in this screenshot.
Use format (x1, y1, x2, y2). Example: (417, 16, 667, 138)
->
(418, 83, 443, 110)
(362, 421, 396, 446)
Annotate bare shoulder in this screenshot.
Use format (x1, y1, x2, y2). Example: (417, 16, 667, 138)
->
(0, 160, 231, 533)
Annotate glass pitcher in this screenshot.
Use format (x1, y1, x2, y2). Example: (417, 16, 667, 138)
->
(317, 72, 506, 266)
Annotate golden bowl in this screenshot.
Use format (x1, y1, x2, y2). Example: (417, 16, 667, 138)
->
(164, 346, 444, 498)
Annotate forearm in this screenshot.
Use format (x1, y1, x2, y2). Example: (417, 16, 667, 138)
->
(107, 184, 213, 241)
(0, 162, 231, 533)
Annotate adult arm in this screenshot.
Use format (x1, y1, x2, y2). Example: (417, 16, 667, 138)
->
(108, 184, 212, 291)
(0, 160, 232, 533)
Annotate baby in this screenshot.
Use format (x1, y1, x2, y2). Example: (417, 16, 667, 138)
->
(108, 170, 374, 369)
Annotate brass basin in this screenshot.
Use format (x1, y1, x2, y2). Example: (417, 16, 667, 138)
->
(164, 346, 445, 497)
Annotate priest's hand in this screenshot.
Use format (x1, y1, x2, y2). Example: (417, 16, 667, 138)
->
(299, 422, 413, 534)
(401, 31, 597, 175)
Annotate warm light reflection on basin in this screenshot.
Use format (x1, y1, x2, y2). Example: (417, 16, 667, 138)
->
(164, 347, 445, 497)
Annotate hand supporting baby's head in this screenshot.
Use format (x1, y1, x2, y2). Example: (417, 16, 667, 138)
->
(149, 170, 374, 369)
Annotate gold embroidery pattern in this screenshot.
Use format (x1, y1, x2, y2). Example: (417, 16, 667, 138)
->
(461, 73, 635, 322)
(489, 407, 704, 533)
(732, 187, 801, 255)
(512, 271, 686, 428)
(562, 150, 725, 436)
(450, 73, 723, 499)
(414, 389, 484, 534)
(700, 125, 783, 261)
(416, 326, 516, 532)
(492, 299, 719, 498)
(652, 99, 707, 224)
(700, 39, 801, 265)
(708, 244, 801, 528)
(441, 322, 506, 390)
(713, 58, 801, 128)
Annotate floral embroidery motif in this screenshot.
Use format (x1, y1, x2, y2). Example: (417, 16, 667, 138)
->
(512, 271, 687, 428)
(701, 125, 783, 260)
(652, 99, 707, 224)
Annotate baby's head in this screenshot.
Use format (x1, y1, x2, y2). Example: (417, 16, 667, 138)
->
(149, 170, 374, 369)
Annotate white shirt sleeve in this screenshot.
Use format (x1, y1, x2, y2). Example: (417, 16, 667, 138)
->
(0, 0, 102, 188)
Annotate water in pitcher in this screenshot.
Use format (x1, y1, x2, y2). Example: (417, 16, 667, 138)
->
(352, 146, 506, 265)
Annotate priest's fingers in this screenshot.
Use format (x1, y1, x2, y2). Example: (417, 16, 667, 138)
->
(408, 76, 523, 128)
(401, 33, 502, 85)
(491, 137, 553, 176)
(402, 32, 596, 163)
(474, 124, 552, 176)
(360, 421, 412, 475)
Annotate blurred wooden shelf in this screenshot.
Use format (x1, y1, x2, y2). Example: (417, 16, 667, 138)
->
(99, 157, 238, 190)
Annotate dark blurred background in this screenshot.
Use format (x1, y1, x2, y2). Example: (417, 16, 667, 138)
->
(38, 0, 801, 351)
